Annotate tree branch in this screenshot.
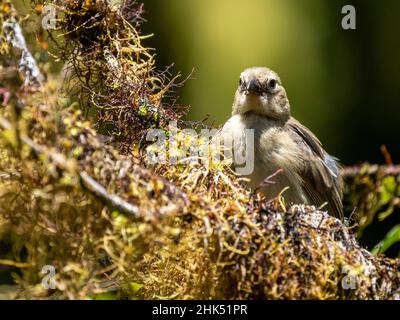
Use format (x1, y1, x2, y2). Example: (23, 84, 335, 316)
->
(341, 164, 400, 178)
(2, 17, 44, 87)
(0, 116, 140, 217)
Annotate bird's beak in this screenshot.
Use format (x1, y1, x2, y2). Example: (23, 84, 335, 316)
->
(243, 79, 262, 95)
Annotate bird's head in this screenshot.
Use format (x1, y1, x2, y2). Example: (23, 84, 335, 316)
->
(232, 67, 290, 120)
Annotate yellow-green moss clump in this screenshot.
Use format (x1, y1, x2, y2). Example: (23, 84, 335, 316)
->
(0, 0, 399, 299)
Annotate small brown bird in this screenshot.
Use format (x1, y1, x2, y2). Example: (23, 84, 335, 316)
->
(219, 67, 343, 220)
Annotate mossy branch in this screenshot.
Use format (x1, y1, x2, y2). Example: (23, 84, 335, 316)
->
(0, 116, 140, 217)
(342, 164, 400, 178)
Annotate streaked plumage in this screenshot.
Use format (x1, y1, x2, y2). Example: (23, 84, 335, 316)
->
(219, 67, 343, 220)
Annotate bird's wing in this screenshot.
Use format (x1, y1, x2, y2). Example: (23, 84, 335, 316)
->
(286, 117, 343, 220)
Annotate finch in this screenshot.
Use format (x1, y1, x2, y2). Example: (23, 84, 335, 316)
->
(219, 67, 343, 220)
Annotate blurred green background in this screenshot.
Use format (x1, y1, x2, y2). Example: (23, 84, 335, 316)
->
(142, 0, 400, 166)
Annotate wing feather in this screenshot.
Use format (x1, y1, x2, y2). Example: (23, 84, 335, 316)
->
(286, 117, 343, 220)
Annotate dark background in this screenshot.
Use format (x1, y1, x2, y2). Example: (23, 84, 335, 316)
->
(142, 0, 400, 166)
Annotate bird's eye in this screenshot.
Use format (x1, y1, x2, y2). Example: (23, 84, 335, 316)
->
(267, 79, 277, 90)
(239, 77, 243, 86)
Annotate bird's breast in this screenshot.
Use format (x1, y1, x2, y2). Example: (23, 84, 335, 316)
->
(221, 114, 306, 200)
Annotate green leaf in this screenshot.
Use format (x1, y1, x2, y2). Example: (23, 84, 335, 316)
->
(378, 206, 394, 221)
(130, 282, 143, 293)
(379, 176, 396, 206)
(372, 224, 400, 255)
